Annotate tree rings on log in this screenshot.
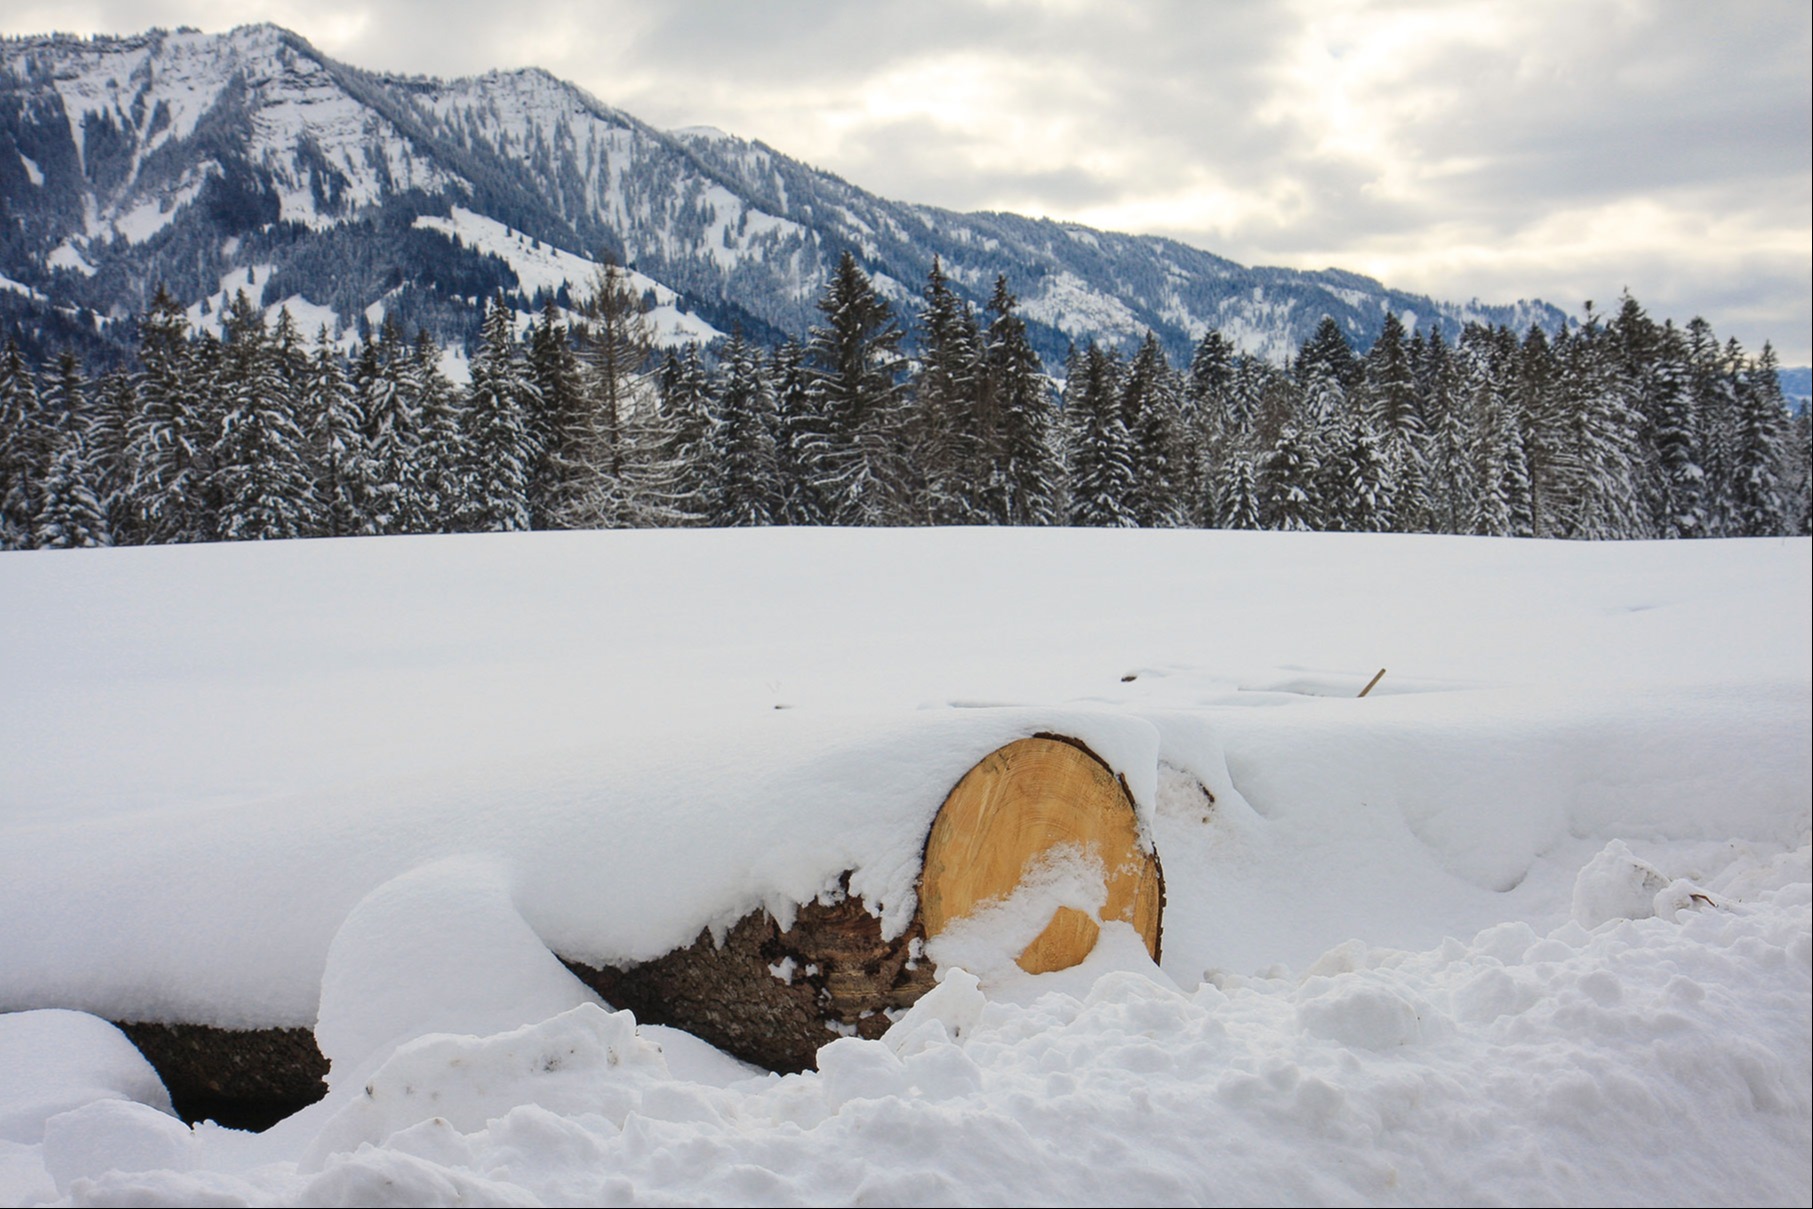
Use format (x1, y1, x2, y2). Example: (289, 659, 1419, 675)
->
(919, 735, 1163, 973)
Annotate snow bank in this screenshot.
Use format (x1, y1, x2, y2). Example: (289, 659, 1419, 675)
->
(0, 528, 1807, 1204)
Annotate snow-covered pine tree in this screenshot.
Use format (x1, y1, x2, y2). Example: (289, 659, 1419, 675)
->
(1683, 319, 1734, 535)
(770, 339, 824, 525)
(353, 319, 425, 535)
(1460, 330, 1515, 537)
(1562, 307, 1645, 538)
(1362, 312, 1420, 443)
(1648, 322, 1708, 538)
(648, 344, 721, 526)
(1183, 329, 1237, 526)
(0, 340, 47, 549)
(1225, 354, 1268, 444)
(803, 251, 910, 526)
(31, 353, 111, 549)
(1788, 405, 1812, 536)
(1065, 343, 1137, 527)
(911, 257, 984, 524)
(1215, 447, 1263, 530)
(1418, 328, 1473, 533)
(300, 327, 367, 538)
(406, 329, 463, 532)
(459, 295, 540, 532)
(568, 260, 656, 529)
(525, 300, 585, 529)
(88, 368, 135, 542)
(713, 334, 785, 527)
(981, 276, 1061, 526)
(213, 292, 318, 541)
(1317, 408, 1395, 533)
(1122, 332, 1189, 528)
(1258, 422, 1321, 532)
(1726, 342, 1791, 536)
(1513, 325, 1566, 538)
(1296, 315, 1361, 397)
(1360, 311, 1426, 532)
(123, 288, 210, 544)
(1610, 292, 1665, 538)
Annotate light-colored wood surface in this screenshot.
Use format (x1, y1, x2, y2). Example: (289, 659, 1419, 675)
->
(919, 737, 1162, 973)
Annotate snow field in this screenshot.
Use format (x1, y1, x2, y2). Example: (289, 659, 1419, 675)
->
(0, 528, 1807, 1204)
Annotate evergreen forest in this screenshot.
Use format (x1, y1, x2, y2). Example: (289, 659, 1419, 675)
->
(2, 253, 1808, 551)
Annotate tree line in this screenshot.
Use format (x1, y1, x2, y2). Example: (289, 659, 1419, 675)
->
(2, 251, 1807, 551)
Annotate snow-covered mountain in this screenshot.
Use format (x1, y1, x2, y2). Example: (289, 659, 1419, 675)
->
(1, 24, 1571, 369)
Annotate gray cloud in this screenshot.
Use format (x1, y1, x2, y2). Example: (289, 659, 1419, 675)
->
(6, 0, 1807, 360)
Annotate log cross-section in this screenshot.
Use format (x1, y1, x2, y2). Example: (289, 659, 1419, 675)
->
(919, 735, 1163, 972)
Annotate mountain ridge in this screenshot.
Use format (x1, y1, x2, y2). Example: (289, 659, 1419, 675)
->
(4, 23, 1574, 370)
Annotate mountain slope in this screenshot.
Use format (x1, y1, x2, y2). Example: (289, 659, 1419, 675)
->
(1, 24, 1570, 369)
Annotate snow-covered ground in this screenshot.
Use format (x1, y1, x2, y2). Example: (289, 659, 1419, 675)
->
(1, 529, 1807, 1206)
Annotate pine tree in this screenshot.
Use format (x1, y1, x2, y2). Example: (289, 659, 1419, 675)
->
(911, 257, 984, 523)
(123, 288, 211, 544)
(525, 301, 585, 528)
(213, 292, 318, 541)
(300, 328, 367, 538)
(352, 319, 423, 534)
(0, 340, 47, 549)
(1558, 307, 1644, 539)
(31, 353, 111, 549)
(88, 368, 135, 542)
(1727, 342, 1791, 536)
(803, 251, 909, 526)
(1419, 328, 1468, 533)
(1065, 343, 1137, 527)
(568, 261, 656, 528)
(770, 340, 824, 525)
(981, 276, 1061, 525)
(1362, 312, 1421, 443)
(1649, 322, 1708, 538)
(1462, 337, 1514, 537)
(1215, 449, 1263, 530)
(1183, 329, 1237, 525)
(459, 295, 539, 532)
(1258, 423, 1321, 531)
(713, 334, 785, 526)
(1684, 318, 1735, 535)
(1514, 325, 1565, 538)
(647, 344, 720, 525)
(1122, 331, 1189, 527)
(407, 330, 463, 531)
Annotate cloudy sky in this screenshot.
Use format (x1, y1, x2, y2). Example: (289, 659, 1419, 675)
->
(8, 0, 1809, 362)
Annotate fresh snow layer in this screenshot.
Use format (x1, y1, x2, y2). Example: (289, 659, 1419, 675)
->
(413, 206, 725, 349)
(0, 528, 1807, 1206)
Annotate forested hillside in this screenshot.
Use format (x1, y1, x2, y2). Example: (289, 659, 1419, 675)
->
(3, 255, 1805, 551)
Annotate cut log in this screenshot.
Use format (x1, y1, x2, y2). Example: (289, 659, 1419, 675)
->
(569, 734, 1163, 1069)
(565, 880, 935, 1073)
(920, 734, 1162, 973)
(117, 733, 1166, 1111)
(114, 1021, 327, 1130)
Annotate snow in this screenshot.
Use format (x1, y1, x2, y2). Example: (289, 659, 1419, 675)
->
(1020, 271, 1146, 346)
(0, 528, 1807, 1205)
(412, 205, 724, 349)
(44, 242, 94, 277)
(17, 152, 42, 186)
(0, 274, 46, 302)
